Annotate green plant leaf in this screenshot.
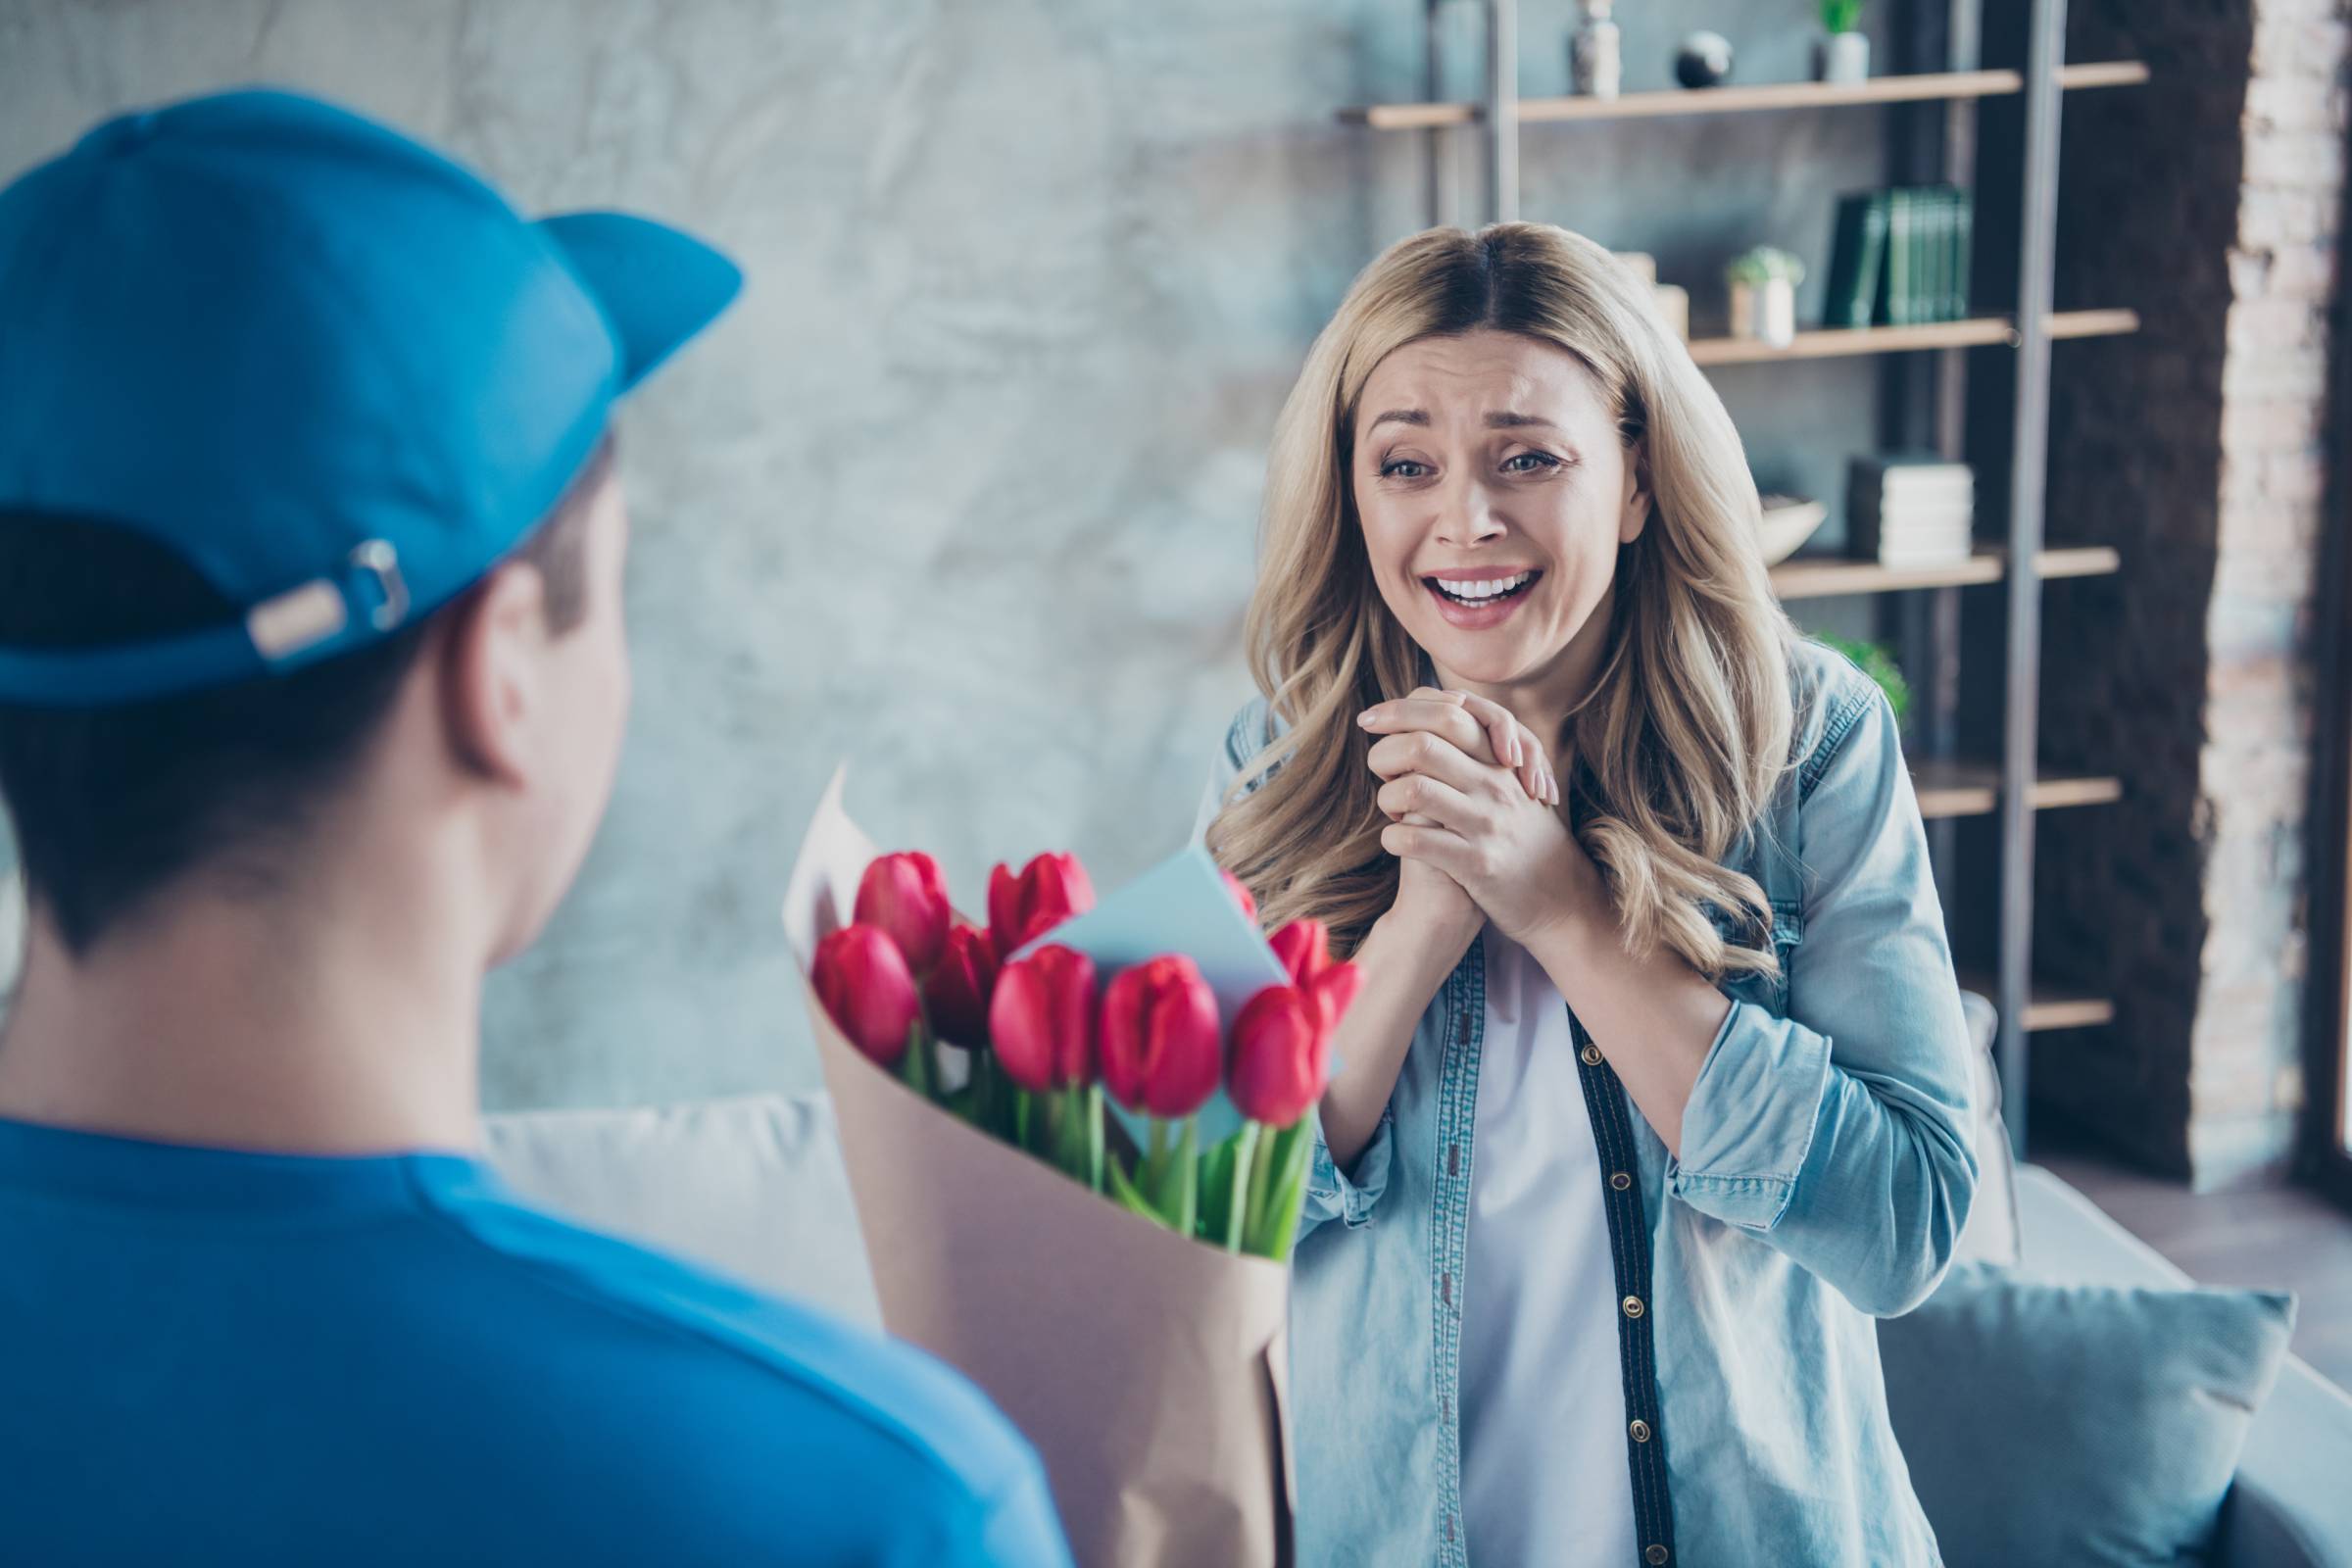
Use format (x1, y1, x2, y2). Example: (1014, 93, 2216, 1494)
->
(1814, 633, 1911, 723)
(1106, 1156, 1166, 1227)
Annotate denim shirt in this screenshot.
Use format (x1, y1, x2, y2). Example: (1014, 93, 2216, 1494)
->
(1200, 639, 1977, 1568)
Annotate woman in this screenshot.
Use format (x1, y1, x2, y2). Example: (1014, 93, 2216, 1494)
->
(1200, 223, 1976, 1567)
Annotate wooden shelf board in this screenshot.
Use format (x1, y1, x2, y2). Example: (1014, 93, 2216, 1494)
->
(1958, 974, 2118, 1033)
(1773, 554, 2003, 599)
(1771, 546, 2121, 600)
(1689, 309, 2138, 367)
(1340, 60, 2149, 131)
(1908, 759, 2124, 820)
(2039, 545, 2125, 580)
(2045, 308, 2142, 340)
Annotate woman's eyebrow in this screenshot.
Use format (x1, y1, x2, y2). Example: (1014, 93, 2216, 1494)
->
(1485, 411, 1557, 429)
(1366, 409, 1429, 431)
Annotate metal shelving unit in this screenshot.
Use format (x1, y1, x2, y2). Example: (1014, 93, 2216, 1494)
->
(1339, 0, 2147, 1157)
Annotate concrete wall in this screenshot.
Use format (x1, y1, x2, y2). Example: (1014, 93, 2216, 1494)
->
(0, 0, 1893, 1109)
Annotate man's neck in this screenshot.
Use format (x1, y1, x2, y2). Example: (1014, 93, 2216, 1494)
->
(0, 876, 488, 1157)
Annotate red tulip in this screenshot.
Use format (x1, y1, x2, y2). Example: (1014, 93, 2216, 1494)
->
(856, 852, 951, 976)
(1100, 955, 1223, 1118)
(1228, 985, 1331, 1128)
(813, 924, 921, 1067)
(1219, 868, 1258, 925)
(1268, 918, 1358, 1033)
(924, 923, 1000, 1049)
(988, 852, 1096, 957)
(989, 944, 1099, 1092)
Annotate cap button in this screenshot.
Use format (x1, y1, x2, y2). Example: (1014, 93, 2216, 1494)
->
(85, 110, 163, 157)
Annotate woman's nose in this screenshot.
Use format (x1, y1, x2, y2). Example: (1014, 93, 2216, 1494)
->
(1434, 479, 1506, 547)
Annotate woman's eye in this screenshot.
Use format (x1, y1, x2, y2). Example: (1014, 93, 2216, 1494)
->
(1382, 460, 1432, 479)
(1503, 451, 1561, 473)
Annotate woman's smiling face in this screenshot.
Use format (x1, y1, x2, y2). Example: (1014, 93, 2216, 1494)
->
(1351, 328, 1648, 692)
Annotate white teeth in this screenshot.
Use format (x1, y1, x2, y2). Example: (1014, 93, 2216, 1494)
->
(1433, 570, 1533, 603)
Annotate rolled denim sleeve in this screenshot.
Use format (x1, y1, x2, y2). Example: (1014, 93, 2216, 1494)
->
(1297, 1102, 1394, 1240)
(1670, 682, 1979, 1317)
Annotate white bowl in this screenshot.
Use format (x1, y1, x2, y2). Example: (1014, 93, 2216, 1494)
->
(1757, 497, 1829, 565)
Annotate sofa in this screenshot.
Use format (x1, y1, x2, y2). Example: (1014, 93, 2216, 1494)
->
(483, 1082, 2351, 1568)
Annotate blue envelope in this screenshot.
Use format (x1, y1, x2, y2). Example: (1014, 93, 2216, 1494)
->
(1013, 844, 1311, 1149)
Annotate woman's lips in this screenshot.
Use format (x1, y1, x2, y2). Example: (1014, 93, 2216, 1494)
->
(1422, 568, 1542, 630)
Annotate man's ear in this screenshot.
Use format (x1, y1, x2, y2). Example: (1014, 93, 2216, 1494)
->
(1619, 443, 1653, 545)
(437, 561, 551, 787)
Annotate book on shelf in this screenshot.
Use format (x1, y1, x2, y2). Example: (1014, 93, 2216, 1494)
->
(1824, 184, 1973, 330)
(1849, 454, 1976, 566)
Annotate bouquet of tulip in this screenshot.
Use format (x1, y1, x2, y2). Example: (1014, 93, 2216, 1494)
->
(783, 774, 1332, 1568)
(812, 843, 1358, 1261)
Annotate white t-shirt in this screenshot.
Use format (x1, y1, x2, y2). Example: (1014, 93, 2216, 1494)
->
(1459, 930, 1638, 1567)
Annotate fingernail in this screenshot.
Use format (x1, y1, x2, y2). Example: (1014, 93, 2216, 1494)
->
(1358, 711, 1377, 727)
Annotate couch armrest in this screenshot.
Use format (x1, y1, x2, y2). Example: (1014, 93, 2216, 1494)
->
(2219, 1356, 2352, 1568)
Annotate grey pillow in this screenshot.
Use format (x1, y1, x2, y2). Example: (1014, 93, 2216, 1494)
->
(1879, 1263, 2295, 1568)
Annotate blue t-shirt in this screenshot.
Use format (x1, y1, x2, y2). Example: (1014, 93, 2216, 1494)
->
(0, 1115, 1073, 1566)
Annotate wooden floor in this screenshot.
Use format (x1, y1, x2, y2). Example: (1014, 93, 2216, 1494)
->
(2032, 1118, 2352, 1392)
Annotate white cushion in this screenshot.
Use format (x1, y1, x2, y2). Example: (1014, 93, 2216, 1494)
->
(482, 1092, 880, 1328)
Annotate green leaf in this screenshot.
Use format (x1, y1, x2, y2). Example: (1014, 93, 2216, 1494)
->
(1106, 1156, 1167, 1227)
(1813, 633, 1910, 724)
(1249, 1125, 1317, 1259)
(1198, 1136, 1239, 1242)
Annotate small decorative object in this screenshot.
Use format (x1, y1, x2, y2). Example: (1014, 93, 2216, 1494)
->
(1727, 246, 1804, 349)
(1617, 252, 1690, 341)
(1817, 0, 1871, 83)
(1651, 282, 1690, 340)
(1757, 493, 1829, 564)
(1675, 29, 1736, 89)
(1849, 454, 1974, 567)
(1571, 0, 1623, 100)
(1815, 634, 1912, 725)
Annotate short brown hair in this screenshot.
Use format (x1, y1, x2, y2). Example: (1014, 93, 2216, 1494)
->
(0, 436, 613, 953)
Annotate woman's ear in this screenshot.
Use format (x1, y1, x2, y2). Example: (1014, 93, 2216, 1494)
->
(1619, 442, 1653, 545)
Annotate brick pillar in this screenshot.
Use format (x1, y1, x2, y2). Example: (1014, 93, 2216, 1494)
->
(2036, 1, 2348, 1189)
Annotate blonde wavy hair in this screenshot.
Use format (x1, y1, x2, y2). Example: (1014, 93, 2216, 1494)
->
(1208, 221, 1797, 977)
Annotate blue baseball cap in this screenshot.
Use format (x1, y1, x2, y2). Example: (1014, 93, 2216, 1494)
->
(0, 87, 742, 708)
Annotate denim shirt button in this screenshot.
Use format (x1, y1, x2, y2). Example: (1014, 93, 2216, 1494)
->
(1609, 1170, 1632, 1191)
(1579, 1043, 1603, 1066)
(1645, 1546, 1670, 1565)
(1622, 1295, 1644, 1319)
(1629, 1418, 1651, 1443)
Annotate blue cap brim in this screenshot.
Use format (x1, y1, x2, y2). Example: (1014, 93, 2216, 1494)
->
(536, 211, 742, 394)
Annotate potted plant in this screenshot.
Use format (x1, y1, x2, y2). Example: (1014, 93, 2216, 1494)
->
(1818, 0, 1870, 83)
(1727, 246, 1805, 349)
(1815, 635, 1911, 730)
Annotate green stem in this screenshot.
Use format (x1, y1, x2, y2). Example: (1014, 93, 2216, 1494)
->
(1243, 1117, 1277, 1245)
(1146, 1118, 1169, 1208)
(898, 1021, 931, 1100)
(1224, 1123, 1262, 1252)
(1086, 1085, 1105, 1195)
(1169, 1117, 1200, 1236)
